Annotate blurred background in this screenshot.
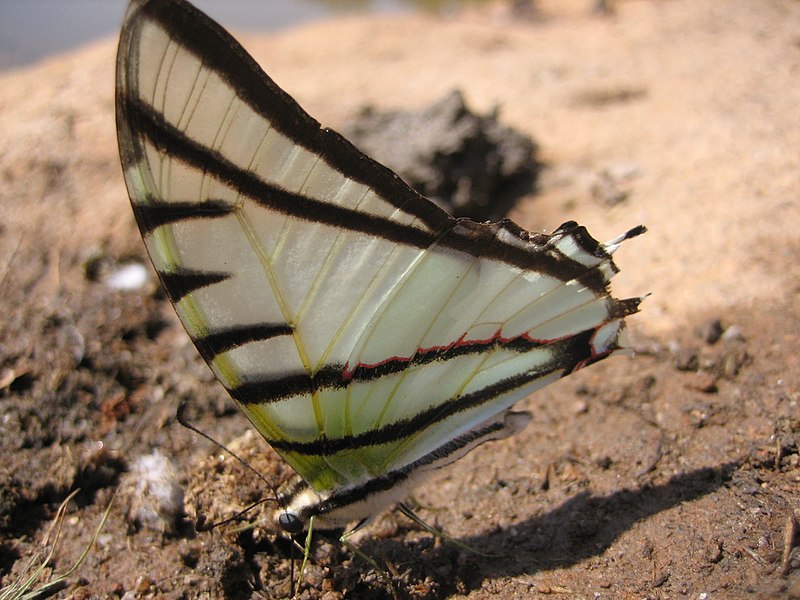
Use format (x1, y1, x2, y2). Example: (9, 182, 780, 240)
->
(0, 0, 495, 71)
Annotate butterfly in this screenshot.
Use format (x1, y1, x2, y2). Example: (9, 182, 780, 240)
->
(116, 0, 644, 541)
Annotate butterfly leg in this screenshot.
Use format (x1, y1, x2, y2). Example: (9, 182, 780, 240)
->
(397, 502, 493, 557)
(290, 514, 315, 596)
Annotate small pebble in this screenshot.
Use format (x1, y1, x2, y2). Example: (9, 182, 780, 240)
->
(124, 450, 184, 533)
(698, 318, 723, 344)
(721, 324, 745, 342)
(106, 262, 149, 291)
(672, 345, 699, 371)
(687, 372, 718, 394)
(572, 399, 589, 414)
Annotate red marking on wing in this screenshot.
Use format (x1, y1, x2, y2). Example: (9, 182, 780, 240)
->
(339, 328, 576, 383)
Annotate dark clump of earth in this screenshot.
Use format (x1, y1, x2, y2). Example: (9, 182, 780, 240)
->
(343, 90, 540, 220)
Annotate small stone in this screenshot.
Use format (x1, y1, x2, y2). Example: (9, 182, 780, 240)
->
(122, 450, 184, 534)
(721, 324, 745, 342)
(652, 571, 669, 588)
(596, 455, 613, 469)
(572, 399, 589, 414)
(687, 372, 718, 394)
(672, 345, 699, 371)
(698, 318, 724, 344)
(687, 405, 712, 428)
(705, 539, 723, 563)
(106, 262, 149, 291)
(180, 543, 201, 568)
(721, 346, 750, 377)
(135, 575, 155, 594)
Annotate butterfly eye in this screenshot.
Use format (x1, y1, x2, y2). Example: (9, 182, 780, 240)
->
(278, 512, 304, 534)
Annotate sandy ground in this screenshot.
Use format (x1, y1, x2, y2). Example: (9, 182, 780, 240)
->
(0, 0, 799, 598)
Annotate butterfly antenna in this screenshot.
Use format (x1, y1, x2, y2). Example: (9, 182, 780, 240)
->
(195, 496, 274, 532)
(176, 400, 282, 505)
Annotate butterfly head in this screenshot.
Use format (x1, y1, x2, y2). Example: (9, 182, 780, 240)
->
(272, 475, 324, 534)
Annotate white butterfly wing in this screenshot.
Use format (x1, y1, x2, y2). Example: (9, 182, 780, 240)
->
(116, 0, 643, 494)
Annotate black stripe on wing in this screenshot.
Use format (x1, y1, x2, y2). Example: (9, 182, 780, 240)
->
(441, 219, 615, 293)
(119, 0, 629, 288)
(193, 323, 294, 362)
(123, 96, 617, 287)
(129, 0, 450, 233)
(159, 268, 230, 302)
(228, 294, 641, 408)
(133, 201, 236, 235)
(297, 416, 512, 523)
(228, 320, 633, 456)
(123, 98, 441, 250)
(228, 331, 552, 405)
(273, 329, 596, 456)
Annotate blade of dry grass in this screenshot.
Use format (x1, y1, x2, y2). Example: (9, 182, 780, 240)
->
(0, 489, 114, 600)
